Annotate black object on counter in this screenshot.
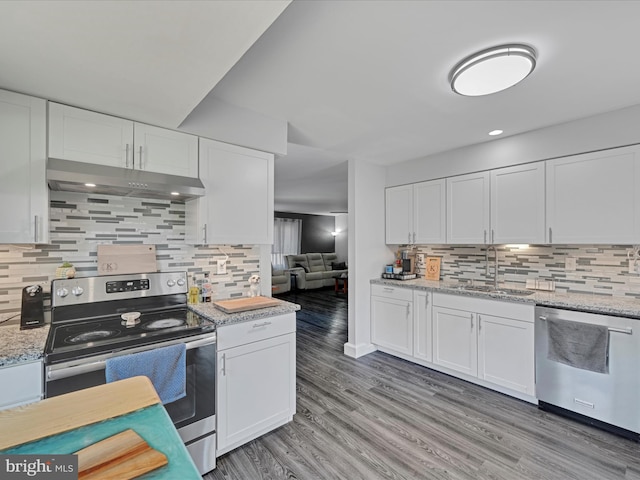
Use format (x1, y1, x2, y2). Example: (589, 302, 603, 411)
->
(20, 285, 45, 330)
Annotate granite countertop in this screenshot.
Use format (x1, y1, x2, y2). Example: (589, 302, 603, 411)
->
(188, 298, 300, 327)
(0, 323, 50, 368)
(371, 277, 640, 319)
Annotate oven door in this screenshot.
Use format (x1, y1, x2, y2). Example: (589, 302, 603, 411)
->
(45, 334, 216, 472)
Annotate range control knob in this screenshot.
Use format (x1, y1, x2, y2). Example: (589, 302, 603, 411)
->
(167, 279, 176, 287)
(56, 288, 69, 298)
(176, 278, 186, 287)
(72, 286, 84, 296)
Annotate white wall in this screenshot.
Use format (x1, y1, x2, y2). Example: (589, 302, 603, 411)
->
(335, 213, 348, 264)
(344, 159, 395, 358)
(179, 95, 288, 155)
(387, 103, 640, 186)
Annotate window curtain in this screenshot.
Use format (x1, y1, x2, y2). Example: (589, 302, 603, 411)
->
(272, 218, 302, 269)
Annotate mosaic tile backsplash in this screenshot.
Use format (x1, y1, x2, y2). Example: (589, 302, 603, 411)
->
(0, 191, 260, 320)
(413, 244, 640, 299)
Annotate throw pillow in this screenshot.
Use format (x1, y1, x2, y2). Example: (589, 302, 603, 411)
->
(295, 262, 310, 273)
(332, 262, 347, 270)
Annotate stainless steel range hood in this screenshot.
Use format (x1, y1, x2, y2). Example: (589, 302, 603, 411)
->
(47, 158, 205, 200)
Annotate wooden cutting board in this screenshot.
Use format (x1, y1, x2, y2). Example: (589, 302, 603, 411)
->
(75, 429, 167, 480)
(97, 244, 157, 275)
(0, 377, 159, 451)
(213, 296, 281, 313)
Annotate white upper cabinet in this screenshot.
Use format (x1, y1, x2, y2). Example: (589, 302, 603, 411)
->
(49, 103, 133, 168)
(491, 162, 545, 244)
(133, 123, 198, 178)
(546, 145, 640, 244)
(446, 172, 490, 244)
(49, 103, 198, 178)
(414, 179, 446, 244)
(0, 90, 48, 244)
(385, 179, 445, 244)
(187, 138, 274, 245)
(385, 184, 413, 244)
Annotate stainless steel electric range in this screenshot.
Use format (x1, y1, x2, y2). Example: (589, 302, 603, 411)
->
(44, 271, 217, 474)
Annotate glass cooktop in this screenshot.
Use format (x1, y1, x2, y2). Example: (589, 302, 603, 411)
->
(45, 308, 215, 364)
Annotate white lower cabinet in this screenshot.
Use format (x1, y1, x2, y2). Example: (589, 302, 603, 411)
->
(477, 313, 535, 395)
(432, 306, 477, 377)
(0, 361, 43, 411)
(371, 285, 536, 402)
(413, 290, 432, 363)
(371, 285, 413, 356)
(216, 314, 296, 456)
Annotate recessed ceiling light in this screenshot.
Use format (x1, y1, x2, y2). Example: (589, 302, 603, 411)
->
(170, 192, 180, 196)
(450, 44, 536, 96)
(489, 130, 503, 136)
(84, 183, 96, 187)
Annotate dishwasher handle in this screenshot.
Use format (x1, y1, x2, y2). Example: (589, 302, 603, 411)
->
(538, 315, 632, 334)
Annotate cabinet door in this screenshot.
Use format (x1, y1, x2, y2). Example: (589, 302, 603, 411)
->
(446, 172, 490, 244)
(217, 333, 295, 454)
(0, 90, 48, 244)
(477, 314, 534, 395)
(385, 185, 413, 244)
(413, 290, 432, 362)
(491, 163, 545, 244)
(432, 306, 477, 376)
(188, 138, 274, 245)
(133, 123, 198, 178)
(0, 361, 43, 410)
(546, 146, 640, 244)
(48, 103, 133, 168)
(414, 179, 446, 244)
(371, 295, 413, 355)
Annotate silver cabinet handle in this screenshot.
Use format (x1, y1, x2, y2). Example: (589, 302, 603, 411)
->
(406, 303, 410, 318)
(125, 143, 130, 168)
(138, 145, 143, 170)
(470, 313, 474, 329)
(252, 321, 272, 329)
(221, 353, 226, 376)
(549, 227, 552, 243)
(203, 224, 207, 244)
(34, 215, 38, 243)
(478, 314, 482, 330)
(539, 316, 547, 321)
(383, 287, 394, 293)
(484, 230, 487, 244)
(491, 230, 495, 244)
(425, 294, 429, 308)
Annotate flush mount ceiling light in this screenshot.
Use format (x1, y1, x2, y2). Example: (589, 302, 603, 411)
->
(488, 129, 503, 136)
(449, 44, 536, 96)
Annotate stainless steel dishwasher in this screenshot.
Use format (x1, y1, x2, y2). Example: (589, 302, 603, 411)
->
(535, 306, 640, 440)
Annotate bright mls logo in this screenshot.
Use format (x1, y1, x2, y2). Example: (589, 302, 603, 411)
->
(1, 455, 77, 479)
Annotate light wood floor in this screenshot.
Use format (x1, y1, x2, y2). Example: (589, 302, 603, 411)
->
(205, 288, 640, 480)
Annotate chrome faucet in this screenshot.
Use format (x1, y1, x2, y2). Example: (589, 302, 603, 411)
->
(485, 245, 498, 289)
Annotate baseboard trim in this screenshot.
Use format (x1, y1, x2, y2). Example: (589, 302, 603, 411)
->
(343, 342, 376, 358)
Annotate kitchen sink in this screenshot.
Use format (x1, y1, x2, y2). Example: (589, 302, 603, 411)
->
(452, 285, 535, 296)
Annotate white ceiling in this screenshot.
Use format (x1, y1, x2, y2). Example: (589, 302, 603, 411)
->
(0, 0, 290, 127)
(3, 1, 640, 215)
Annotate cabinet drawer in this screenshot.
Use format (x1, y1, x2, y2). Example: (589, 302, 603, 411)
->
(0, 361, 42, 410)
(371, 284, 413, 301)
(217, 313, 296, 351)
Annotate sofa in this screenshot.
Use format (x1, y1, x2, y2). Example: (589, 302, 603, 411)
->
(285, 253, 347, 290)
(271, 264, 291, 294)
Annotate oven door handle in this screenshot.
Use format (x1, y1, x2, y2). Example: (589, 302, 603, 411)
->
(47, 333, 217, 381)
(47, 361, 106, 381)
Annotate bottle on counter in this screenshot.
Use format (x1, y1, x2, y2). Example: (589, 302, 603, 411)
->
(202, 273, 212, 303)
(188, 275, 200, 304)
